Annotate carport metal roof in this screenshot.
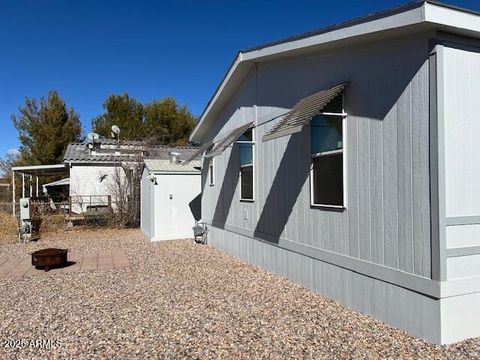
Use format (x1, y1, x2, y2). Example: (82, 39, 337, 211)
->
(11, 164, 69, 177)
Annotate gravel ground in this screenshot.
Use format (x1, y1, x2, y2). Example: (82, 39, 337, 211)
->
(0, 229, 479, 359)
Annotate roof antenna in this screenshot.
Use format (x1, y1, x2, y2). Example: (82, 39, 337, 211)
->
(86, 132, 100, 151)
(111, 125, 120, 141)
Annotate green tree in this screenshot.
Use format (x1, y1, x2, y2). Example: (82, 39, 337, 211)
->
(12, 90, 82, 165)
(143, 97, 196, 145)
(91, 93, 144, 140)
(91, 93, 196, 145)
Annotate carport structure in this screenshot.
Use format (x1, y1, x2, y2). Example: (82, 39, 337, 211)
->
(10, 164, 69, 215)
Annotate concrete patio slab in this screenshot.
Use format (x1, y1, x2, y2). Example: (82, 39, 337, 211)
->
(0, 251, 130, 278)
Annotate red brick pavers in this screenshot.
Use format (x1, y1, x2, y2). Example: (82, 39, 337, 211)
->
(0, 252, 130, 278)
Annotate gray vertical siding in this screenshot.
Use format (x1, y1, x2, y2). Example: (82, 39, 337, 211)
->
(202, 34, 432, 279)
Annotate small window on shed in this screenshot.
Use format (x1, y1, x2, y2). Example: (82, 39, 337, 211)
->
(209, 158, 214, 186)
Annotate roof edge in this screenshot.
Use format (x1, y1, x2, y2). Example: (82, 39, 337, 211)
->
(190, 0, 480, 143)
(241, 1, 425, 54)
(189, 1, 428, 142)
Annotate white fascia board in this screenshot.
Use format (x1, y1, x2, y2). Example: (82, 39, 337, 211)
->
(242, 6, 425, 62)
(151, 172, 201, 175)
(12, 164, 67, 171)
(424, 2, 480, 36)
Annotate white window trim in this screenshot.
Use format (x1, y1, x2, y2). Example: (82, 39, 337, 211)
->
(309, 95, 347, 209)
(239, 128, 255, 202)
(209, 158, 214, 186)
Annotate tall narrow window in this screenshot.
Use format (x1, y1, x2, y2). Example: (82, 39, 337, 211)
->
(238, 127, 254, 201)
(310, 93, 345, 207)
(208, 158, 214, 186)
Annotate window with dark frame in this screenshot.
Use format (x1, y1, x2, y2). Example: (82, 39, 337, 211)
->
(208, 158, 214, 186)
(310, 93, 345, 207)
(238, 127, 254, 201)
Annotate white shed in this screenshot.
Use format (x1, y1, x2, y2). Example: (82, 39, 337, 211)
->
(141, 159, 201, 241)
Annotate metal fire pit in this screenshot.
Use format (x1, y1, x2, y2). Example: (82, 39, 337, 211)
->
(31, 248, 68, 272)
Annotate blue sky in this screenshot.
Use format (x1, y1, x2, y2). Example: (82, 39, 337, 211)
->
(1, 0, 479, 159)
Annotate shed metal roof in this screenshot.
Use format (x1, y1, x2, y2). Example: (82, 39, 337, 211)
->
(144, 159, 201, 173)
(43, 178, 70, 188)
(11, 164, 69, 176)
(63, 142, 201, 164)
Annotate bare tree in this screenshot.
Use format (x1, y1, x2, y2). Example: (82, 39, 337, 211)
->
(107, 157, 142, 228)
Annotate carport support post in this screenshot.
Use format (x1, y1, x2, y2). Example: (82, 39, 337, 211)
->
(29, 175, 32, 198)
(36, 176, 39, 197)
(11, 170, 15, 216)
(22, 173, 25, 198)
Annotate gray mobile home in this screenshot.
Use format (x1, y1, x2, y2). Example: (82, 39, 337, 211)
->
(187, 1, 480, 345)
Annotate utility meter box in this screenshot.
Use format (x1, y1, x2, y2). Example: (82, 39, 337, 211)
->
(20, 198, 31, 220)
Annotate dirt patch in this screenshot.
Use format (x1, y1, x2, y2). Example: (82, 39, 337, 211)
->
(33, 214, 66, 235)
(0, 213, 68, 244)
(0, 212, 17, 244)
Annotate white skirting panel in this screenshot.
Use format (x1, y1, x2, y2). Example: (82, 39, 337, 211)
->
(441, 291, 480, 344)
(446, 223, 480, 248)
(208, 226, 442, 344)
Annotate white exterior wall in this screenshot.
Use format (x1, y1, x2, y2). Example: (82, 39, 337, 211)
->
(444, 45, 480, 218)
(141, 170, 201, 241)
(153, 174, 201, 240)
(140, 167, 154, 238)
(69, 164, 124, 213)
(443, 43, 480, 279)
(436, 41, 480, 344)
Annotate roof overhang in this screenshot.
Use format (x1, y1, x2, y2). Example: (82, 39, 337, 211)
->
(11, 164, 69, 177)
(43, 178, 70, 188)
(144, 159, 202, 174)
(190, 0, 480, 143)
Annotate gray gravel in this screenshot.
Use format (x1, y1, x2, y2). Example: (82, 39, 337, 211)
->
(0, 229, 479, 359)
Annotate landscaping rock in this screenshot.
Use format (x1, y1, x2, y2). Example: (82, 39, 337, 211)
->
(0, 229, 478, 359)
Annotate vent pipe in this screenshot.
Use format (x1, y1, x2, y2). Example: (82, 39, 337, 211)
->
(169, 151, 181, 164)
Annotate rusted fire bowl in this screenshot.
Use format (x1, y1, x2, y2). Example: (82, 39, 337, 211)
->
(31, 248, 68, 272)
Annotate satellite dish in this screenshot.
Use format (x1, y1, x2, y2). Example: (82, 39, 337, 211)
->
(111, 125, 120, 135)
(87, 132, 100, 144)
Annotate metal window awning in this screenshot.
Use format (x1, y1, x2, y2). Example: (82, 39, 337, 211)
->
(205, 121, 254, 158)
(182, 142, 213, 165)
(262, 83, 346, 142)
